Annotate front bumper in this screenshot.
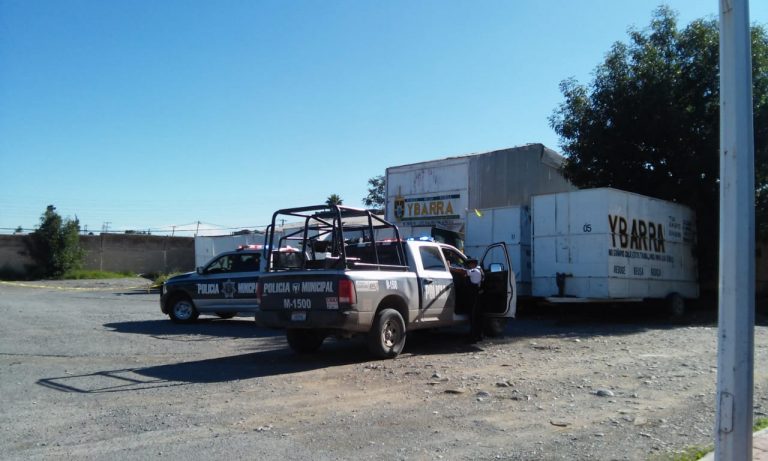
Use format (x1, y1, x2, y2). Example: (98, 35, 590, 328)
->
(159, 286, 170, 314)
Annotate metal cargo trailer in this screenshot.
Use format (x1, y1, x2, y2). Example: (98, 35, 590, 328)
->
(465, 206, 532, 296)
(531, 188, 698, 308)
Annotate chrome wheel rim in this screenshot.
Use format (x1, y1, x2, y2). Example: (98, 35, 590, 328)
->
(382, 319, 401, 348)
(174, 301, 193, 320)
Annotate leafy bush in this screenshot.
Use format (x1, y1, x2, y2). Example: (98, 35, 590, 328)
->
(25, 205, 84, 278)
(150, 272, 184, 288)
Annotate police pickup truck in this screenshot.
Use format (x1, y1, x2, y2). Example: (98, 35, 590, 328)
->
(160, 246, 265, 322)
(254, 205, 516, 358)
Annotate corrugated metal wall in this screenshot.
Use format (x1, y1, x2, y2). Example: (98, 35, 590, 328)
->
(468, 144, 576, 210)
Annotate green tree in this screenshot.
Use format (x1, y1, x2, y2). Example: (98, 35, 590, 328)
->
(549, 6, 768, 287)
(362, 175, 386, 211)
(26, 205, 85, 278)
(325, 194, 343, 207)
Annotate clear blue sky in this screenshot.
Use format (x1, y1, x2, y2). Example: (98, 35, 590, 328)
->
(1, 1, 766, 235)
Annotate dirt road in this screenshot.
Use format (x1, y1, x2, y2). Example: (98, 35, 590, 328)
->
(1, 278, 766, 460)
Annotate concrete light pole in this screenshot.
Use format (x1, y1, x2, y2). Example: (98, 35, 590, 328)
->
(715, 0, 755, 459)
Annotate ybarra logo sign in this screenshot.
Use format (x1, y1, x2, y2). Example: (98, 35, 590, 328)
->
(608, 215, 666, 253)
(393, 194, 461, 222)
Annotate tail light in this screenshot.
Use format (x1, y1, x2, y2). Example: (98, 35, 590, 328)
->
(338, 279, 357, 305)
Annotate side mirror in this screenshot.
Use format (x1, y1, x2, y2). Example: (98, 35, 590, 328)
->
(196, 267, 204, 275)
(489, 263, 505, 273)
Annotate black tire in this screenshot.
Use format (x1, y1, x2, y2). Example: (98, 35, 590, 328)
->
(215, 312, 237, 319)
(367, 308, 406, 359)
(168, 296, 199, 323)
(667, 293, 685, 319)
(483, 317, 507, 337)
(286, 329, 325, 354)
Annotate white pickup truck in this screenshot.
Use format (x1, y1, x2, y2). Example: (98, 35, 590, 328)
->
(254, 205, 516, 358)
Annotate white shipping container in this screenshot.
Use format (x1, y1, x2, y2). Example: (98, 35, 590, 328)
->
(531, 188, 698, 300)
(465, 206, 532, 296)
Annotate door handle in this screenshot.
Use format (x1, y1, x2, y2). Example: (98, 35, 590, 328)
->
(422, 279, 433, 285)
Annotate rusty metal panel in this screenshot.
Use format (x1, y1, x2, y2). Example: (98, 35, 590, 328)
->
(468, 144, 576, 210)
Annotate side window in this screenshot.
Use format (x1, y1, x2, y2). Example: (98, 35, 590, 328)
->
(206, 255, 233, 274)
(442, 248, 467, 269)
(419, 246, 447, 271)
(236, 254, 260, 272)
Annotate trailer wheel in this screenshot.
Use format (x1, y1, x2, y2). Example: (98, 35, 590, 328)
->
(367, 308, 406, 359)
(483, 317, 507, 337)
(215, 312, 236, 319)
(286, 329, 325, 354)
(666, 293, 685, 319)
(169, 296, 199, 323)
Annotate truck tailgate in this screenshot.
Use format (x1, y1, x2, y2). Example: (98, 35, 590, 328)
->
(257, 272, 367, 330)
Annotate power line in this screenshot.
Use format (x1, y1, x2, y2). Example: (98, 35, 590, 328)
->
(0, 216, 294, 235)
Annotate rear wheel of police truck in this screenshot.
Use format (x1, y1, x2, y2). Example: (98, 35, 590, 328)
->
(367, 308, 406, 358)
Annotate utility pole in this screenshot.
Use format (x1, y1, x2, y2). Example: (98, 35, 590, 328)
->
(171, 225, 176, 237)
(195, 221, 200, 237)
(715, 0, 755, 459)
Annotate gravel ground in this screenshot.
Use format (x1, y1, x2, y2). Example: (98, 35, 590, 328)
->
(0, 278, 766, 460)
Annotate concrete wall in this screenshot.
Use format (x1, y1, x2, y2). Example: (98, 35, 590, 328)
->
(0, 235, 35, 274)
(81, 234, 194, 274)
(0, 234, 194, 276)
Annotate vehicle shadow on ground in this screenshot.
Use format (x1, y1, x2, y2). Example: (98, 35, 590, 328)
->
(41, 302, 740, 394)
(139, 342, 375, 383)
(35, 342, 374, 393)
(401, 301, 727, 356)
(516, 301, 720, 333)
(35, 305, 709, 394)
(104, 319, 283, 340)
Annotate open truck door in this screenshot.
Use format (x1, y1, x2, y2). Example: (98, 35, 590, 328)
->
(413, 243, 455, 324)
(479, 242, 516, 336)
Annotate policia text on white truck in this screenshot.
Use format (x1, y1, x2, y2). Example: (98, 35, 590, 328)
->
(253, 205, 516, 358)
